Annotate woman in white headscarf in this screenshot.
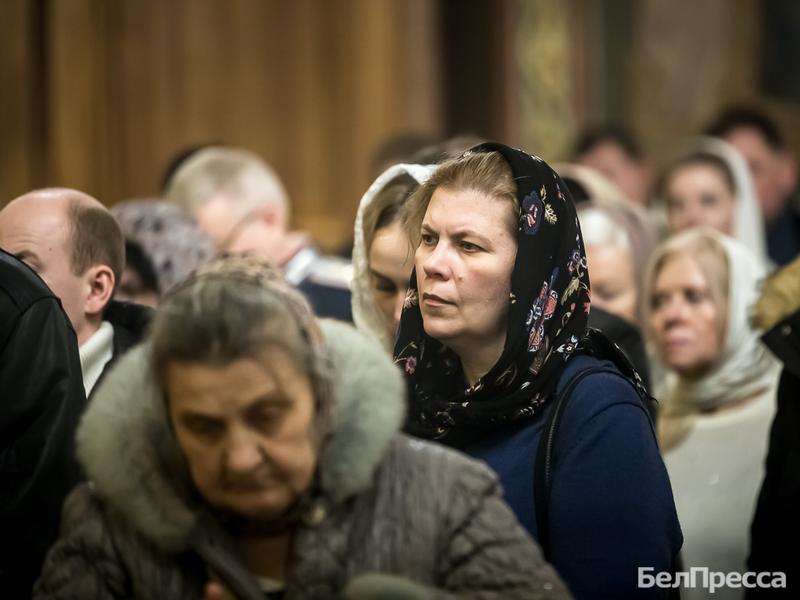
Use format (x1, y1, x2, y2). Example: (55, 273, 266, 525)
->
(658, 136, 770, 267)
(351, 163, 437, 352)
(644, 228, 779, 598)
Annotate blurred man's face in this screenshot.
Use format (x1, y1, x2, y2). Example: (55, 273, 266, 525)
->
(577, 141, 651, 206)
(723, 127, 796, 224)
(0, 196, 91, 341)
(195, 194, 289, 264)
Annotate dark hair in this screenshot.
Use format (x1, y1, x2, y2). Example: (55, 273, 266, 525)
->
(370, 133, 437, 179)
(572, 125, 644, 161)
(123, 239, 160, 294)
(705, 107, 787, 151)
(68, 201, 125, 287)
(409, 134, 487, 165)
(562, 177, 591, 206)
(658, 152, 737, 198)
(160, 142, 222, 193)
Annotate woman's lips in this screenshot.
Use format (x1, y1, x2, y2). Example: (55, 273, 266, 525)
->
(422, 292, 454, 307)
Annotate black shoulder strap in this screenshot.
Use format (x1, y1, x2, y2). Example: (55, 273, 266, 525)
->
(533, 365, 618, 560)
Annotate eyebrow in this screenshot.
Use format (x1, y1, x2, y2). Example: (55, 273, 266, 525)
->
(370, 268, 394, 282)
(177, 393, 289, 417)
(421, 222, 491, 242)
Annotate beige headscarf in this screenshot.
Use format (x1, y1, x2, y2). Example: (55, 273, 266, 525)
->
(351, 163, 437, 352)
(643, 229, 779, 449)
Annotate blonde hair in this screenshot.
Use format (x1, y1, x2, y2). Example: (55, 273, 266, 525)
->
(644, 229, 731, 450)
(164, 146, 289, 222)
(403, 151, 518, 246)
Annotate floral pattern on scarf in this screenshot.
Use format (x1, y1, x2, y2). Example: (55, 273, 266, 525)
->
(394, 143, 591, 445)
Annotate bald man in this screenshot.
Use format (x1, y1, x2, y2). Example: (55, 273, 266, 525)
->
(0, 188, 150, 397)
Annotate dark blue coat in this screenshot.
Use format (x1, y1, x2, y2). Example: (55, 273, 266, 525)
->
(466, 354, 683, 599)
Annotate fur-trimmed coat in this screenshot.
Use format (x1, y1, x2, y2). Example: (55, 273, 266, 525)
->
(34, 320, 569, 599)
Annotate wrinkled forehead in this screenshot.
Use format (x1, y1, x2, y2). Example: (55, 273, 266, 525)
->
(165, 349, 310, 413)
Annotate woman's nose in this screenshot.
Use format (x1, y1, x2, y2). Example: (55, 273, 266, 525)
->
(662, 296, 688, 323)
(420, 242, 450, 280)
(224, 429, 264, 474)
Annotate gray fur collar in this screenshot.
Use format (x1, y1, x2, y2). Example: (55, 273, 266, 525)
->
(76, 319, 406, 552)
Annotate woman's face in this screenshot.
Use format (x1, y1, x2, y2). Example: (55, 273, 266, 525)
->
(167, 347, 317, 522)
(666, 164, 736, 235)
(648, 253, 723, 378)
(586, 243, 637, 323)
(369, 220, 413, 334)
(415, 186, 518, 353)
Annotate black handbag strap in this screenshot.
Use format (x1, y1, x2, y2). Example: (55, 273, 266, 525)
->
(533, 365, 621, 560)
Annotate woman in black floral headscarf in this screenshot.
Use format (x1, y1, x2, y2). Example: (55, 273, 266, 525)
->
(395, 143, 682, 600)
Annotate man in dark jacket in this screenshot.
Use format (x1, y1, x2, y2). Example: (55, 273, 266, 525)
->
(0, 249, 87, 599)
(0, 188, 150, 398)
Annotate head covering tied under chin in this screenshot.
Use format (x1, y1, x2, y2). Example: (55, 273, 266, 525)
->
(394, 142, 592, 446)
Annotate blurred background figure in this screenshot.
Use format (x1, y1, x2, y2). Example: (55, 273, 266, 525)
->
(351, 163, 436, 352)
(706, 107, 800, 266)
(644, 228, 779, 598)
(747, 255, 800, 598)
(0, 188, 148, 398)
(111, 199, 215, 307)
(558, 163, 658, 323)
(165, 146, 353, 321)
(559, 162, 658, 393)
(369, 132, 437, 180)
(408, 133, 487, 165)
(35, 255, 570, 600)
(0, 249, 86, 599)
(571, 125, 653, 208)
(658, 137, 770, 266)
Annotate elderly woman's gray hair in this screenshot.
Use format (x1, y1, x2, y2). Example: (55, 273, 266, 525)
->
(148, 255, 334, 440)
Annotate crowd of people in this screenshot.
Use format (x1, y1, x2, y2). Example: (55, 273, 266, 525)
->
(2, 105, 799, 599)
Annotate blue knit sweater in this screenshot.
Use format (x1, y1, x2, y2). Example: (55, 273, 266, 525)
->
(465, 355, 683, 599)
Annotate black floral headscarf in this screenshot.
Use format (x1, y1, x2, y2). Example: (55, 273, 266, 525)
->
(394, 143, 592, 445)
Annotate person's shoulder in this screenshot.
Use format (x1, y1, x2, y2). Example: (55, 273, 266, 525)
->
(383, 434, 499, 492)
(0, 248, 57, 312)
(556, 354, 648, 419)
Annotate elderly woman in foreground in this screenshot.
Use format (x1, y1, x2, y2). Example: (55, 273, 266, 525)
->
(34, 255, 568, 600)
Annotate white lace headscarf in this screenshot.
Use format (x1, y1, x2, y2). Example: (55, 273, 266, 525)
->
(351, 163, 437, 352)
(644, 228, 779, 416)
